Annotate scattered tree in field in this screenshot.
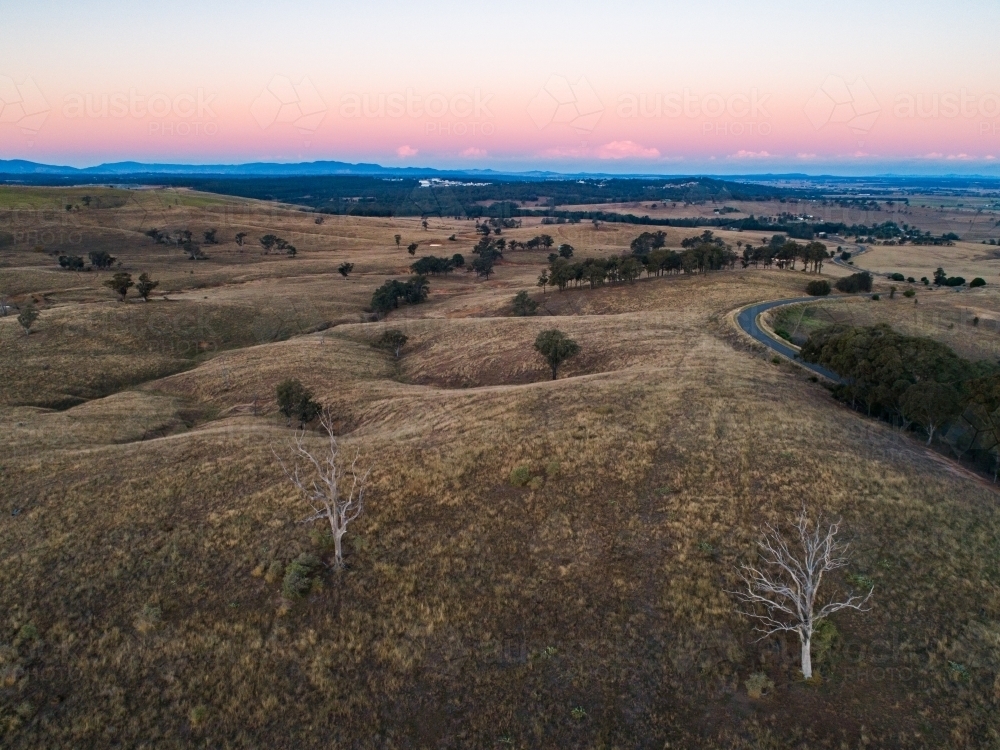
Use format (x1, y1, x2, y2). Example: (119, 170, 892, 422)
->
(451, 253, 465, 268)
(370, 276, 429, 317)
(410, 256, 454, 275)
(88, 250, 116, 269)
(373, 329, 408, 358)
(730, 510, 873, 680)
(276, 378, 321, 428)
(260, 234, 280, 254)
(58, 254, 85, 271)
(512, 290, 538, 316)
(629, 230, 667, 256)
(81, 196, 92, 207)
(537, 270, 550, 295)
(235, 232, 247, 249)
(136, 273, 159, 301)
(407, 242, 418, 256)
(277, 409, 373, 569)
(421, 219, 428, 230)
(338, 262, 355, 278)
(394, 234, 402, 248)
(183, 240, 206, 260)
(471, 254, 495, 279)
(806, 280, 831, 296)
(934, 267, 947, 285)
(534, 329, 580, 380)
(970, 277, 986, 288)
(558, 243, 574, 259)
(17, 299, 39, 334)
(203, 228, 218, 244)
(104, 272, 134, 301)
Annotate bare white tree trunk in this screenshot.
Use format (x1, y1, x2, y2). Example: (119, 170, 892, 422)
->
(800, 629, 813, 680)
(276, 409, 372, 569)
(729, 509, 873, 680)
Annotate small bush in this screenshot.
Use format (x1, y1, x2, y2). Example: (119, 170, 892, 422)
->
(812, 619, 840, 667)
(943, 276, 966, 287)
(903, 288, 915, 298)
(745, 672, 774, 699)
(890, 272, 905, 281)
(907, 277, 915, 283)
(509, 465, 531, 487)
(282, 553, 322, 598)
(970, 277, 986, 288)
(806, 279, 831, 296)
(264, 560, 284, 584)
(871, 293, 880, 301)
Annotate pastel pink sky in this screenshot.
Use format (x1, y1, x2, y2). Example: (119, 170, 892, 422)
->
(2, 0, 999, 174)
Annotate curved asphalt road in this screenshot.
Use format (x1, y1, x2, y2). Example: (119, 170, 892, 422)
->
(736, 298, 844, 383)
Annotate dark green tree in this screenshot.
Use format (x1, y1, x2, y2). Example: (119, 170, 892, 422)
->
(136, 272, 159, 301)
(88, 250, 116, 269)
(471, 254, 495, 279)
(534, 329, 580, 380)
(512, 290, 538, 316)
(104, 272, 134, 301)
(338, 262, 355, 278)
(276, 378, 321, 427)
(373, 329, 408, 358)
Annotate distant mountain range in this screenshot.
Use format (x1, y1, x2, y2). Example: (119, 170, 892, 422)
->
(1, 159, 999, 187)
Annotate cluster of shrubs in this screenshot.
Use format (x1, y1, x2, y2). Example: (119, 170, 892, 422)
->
(370, 276, 429, 316)
(834, 272, 873, 293)
(58, 250, 117, 271)
(410, 254, 464, 275)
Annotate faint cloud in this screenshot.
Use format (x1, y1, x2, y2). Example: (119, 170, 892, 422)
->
(804, 76, 881, 134)
(538, 146, 590, 159)
(0, 75, 50, 140)
(597, 140, 660, 159)
(946, 153, 972, 161)
(527, 75, 604, 132)
(250, 76, 327, 135)
(397, 145, 418, 158)
(796, 152, 818, 160)
(729, 150, 772, 159)
(460, 147, 487, 158)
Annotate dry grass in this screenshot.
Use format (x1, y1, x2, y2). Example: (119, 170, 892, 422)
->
(2, 188, 1000, 748)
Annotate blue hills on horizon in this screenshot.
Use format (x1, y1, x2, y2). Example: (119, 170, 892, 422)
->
(0, 158, 998, 184)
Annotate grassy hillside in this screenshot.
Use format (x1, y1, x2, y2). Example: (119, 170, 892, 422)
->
(2, 187, 1000, 748)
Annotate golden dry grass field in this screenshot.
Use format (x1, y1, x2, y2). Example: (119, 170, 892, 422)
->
(2, 187, 1000, 748)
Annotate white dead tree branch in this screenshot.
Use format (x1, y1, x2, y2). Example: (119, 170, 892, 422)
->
(728, 509, 873, 679)
(276, 409, 373, 569)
